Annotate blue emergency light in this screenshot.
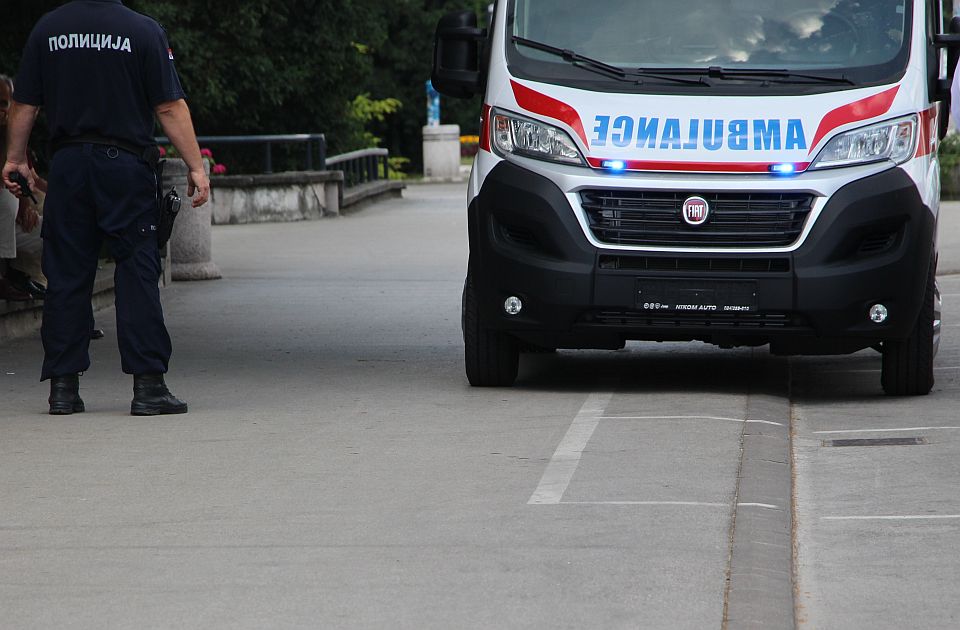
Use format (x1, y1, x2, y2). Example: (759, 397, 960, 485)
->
(769, 163, 797, 175)
(602, 160, 627, 172)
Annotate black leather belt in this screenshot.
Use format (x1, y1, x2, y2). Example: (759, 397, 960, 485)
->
(51, 134, 161, 166)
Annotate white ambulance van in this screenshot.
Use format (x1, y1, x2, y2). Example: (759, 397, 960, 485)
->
(432, 0, 960, 395)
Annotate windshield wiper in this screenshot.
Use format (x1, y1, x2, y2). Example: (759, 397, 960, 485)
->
(512, 37, 710, 86)
(638, 66, 856, 86)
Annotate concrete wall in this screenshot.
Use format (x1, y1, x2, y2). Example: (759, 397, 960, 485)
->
(210, 171, 344, 225)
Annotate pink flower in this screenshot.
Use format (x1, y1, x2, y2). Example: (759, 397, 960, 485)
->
(158, 146, 167, 158)
(212, 163, 227, 175)
(200, 148, 214, 158)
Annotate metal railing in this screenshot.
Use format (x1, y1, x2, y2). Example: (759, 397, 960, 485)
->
(327, 148, 390, 188)
(155, 133, 327, 174)
(154, 134, 392, 188)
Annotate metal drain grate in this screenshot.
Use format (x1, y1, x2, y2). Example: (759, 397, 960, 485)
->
(823, 437, 927, 447)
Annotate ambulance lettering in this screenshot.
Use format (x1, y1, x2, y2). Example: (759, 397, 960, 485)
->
(592, 116, 807, 152)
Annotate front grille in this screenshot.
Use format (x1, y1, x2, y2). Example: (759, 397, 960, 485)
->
(581, 190, 815, 248)
(598, 255, 790, 273)
(582, 310, 808, 330)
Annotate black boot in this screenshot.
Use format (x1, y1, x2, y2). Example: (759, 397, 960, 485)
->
(131, 374, 188, 416)
(49, 375, 85, 415)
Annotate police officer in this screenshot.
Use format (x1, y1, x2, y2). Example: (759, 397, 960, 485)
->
(2, 0, 210, 416)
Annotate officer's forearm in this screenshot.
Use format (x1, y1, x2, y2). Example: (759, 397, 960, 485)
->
(4, 102, 39, 164)
(155, 99, 204, 172)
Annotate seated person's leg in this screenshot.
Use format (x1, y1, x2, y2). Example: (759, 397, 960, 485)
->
(8, 218, 47, 298)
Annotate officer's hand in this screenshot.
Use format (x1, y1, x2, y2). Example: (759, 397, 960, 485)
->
(187, 168, 210, 208)
(2, 160, 33, 198)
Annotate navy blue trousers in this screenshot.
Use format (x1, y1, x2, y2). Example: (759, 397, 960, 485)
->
(40, 144, 171, 380)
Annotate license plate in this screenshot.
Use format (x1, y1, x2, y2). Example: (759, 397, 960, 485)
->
(636, 279, 758, 313)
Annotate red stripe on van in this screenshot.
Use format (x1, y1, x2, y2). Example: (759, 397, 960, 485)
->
(510, 80, 588, 145)
(586, 158, 811, 173)
(480, 104, 492, 153)
(915, 105, 938, 158)
(808, 86, 900, 155)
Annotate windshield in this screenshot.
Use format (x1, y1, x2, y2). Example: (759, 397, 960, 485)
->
(507, 0, 913, 92)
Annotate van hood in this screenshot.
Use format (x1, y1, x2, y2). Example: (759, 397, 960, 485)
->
(501, 79, 933, 174)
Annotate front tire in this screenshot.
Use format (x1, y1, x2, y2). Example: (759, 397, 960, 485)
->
(462, 272, 519, 387)
(881, 260, 936, 396)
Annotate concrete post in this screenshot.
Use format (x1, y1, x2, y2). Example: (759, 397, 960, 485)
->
(422, 124, 461, 180)
(324, 180, 341, 216)
(163, 158, 221, 281)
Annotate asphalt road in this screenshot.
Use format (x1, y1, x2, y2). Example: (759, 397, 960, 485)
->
(1, 184, 958, 629)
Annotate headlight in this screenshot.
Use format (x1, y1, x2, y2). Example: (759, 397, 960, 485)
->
(491, 110, 585, 166)
(810, 115, 917, 170)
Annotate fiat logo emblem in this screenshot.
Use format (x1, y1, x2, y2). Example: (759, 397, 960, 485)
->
(682, 196, 710, 226)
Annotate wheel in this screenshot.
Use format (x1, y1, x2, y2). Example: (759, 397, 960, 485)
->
(881, 259, 937, 396)
(462, 271, 519, 387)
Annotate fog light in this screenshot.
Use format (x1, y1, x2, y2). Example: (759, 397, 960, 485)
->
(869, 304, 889, 324)
(504, 296, 523, 316)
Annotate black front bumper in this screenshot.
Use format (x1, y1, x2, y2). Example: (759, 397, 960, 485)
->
(468, 161, 936, 355)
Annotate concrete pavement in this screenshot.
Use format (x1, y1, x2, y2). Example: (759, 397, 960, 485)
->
(791, 273, 960, 629)
(0, 184, 959, 629)
(1, 185, 747, 629)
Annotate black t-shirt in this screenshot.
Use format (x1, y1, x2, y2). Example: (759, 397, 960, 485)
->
(14, 0, 186, 149)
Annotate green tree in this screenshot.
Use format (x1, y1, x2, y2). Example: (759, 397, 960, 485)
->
(0, 0, 488, 172)
(127, 0, 388, 154)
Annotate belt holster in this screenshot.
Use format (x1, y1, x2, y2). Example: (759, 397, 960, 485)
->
(156, 161, 181, 250)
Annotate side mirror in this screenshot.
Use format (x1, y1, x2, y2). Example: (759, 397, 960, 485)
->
(431, 10, 486, 99)
(934, 16, 960, 138)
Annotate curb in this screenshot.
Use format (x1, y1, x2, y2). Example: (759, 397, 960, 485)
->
(723, 359, 795, 629)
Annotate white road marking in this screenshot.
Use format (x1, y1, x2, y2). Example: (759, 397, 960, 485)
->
(813, 426, 960, 435)
(822, 515, 960, 521)
(528, 391, 615, 505)
(560, 501, 727, 507)
(551, 501, 780, 509)
(820, 366, 960, 374)
(529, 397, 780, 507)
(601, 415, 784, 427)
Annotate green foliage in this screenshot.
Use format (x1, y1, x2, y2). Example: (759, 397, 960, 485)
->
(938, 133, 960, 198)
(387, 156, 411, 180)
(348, 94, 404, 148)
(365, 0, 490, 170)
(939, 133, 960, 171)
(125, 0, 389, 155)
